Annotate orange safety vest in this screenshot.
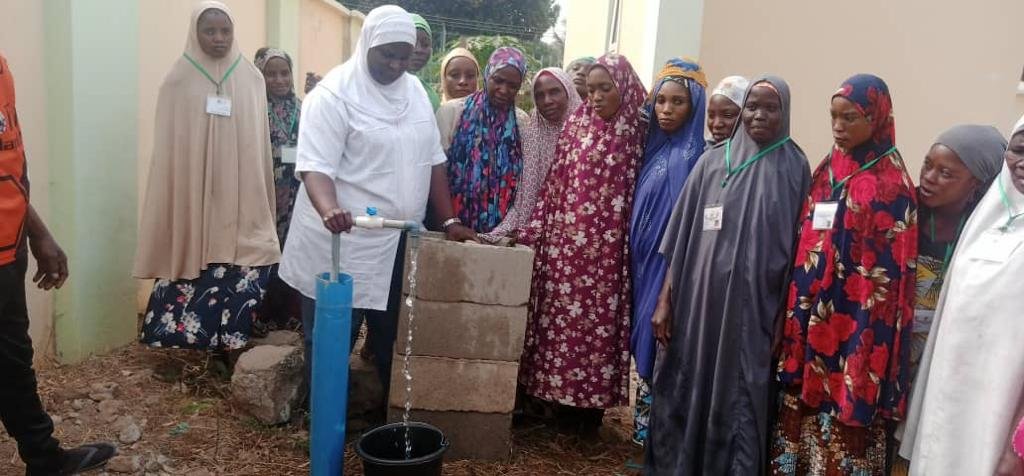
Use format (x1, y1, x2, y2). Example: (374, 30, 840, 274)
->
(0, 54, 29, 266)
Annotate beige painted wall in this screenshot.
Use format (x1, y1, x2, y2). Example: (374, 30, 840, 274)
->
(298, 0, 355, 82)
(699, 0, 1024, 174)
(0, 0, 54, 362)
(135, 0, 267, 311)
(137, 0, 267, 214)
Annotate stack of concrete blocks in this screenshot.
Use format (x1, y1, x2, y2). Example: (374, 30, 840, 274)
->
(388, 232, 534, 461)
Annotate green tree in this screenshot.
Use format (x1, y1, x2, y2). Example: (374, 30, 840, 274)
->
(339, 0, 559, 41)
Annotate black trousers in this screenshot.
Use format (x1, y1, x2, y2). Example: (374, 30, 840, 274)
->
(0, 250, 62, 471)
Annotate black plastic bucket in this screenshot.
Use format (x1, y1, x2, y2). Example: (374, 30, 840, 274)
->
(356, 422, 448, 476)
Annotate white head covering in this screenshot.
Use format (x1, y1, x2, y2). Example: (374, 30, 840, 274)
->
(318, 5, 416, 122)
(710, 75, 750, 107)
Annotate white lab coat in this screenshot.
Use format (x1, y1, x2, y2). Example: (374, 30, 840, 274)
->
(279, 66, 445, 310)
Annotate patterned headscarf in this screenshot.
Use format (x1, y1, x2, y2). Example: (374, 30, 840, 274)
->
(710, 75, 749, 107)
(484, 46, 527, 81)
(254, 47, 299, 149)
(643, 57, 707, 158)
(446, 47, 527, 233)
(255, 47, 291, 71)
(480, 67, 582, 242)
(831, 74, 896, 164)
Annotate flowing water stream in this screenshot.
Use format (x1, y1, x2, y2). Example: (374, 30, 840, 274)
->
(401, 230, 420, 459)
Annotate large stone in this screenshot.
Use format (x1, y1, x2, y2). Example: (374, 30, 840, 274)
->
(397, 300, 527, 361)
(251, 330, 302, 347)
(388, 355, 518, 413)
(387, 408, 512, 461)
(347, 354, 384, 421)
(230, 345, 304, 425)
(403, 233, 534, 306)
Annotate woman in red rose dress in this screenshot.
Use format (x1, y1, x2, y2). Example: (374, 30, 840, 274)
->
(771, 74, 918, 475)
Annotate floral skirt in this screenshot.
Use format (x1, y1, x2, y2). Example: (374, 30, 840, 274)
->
(771, 390, 888, 476)
(633, 378, 652, 446)
(140, 264, 273, 350)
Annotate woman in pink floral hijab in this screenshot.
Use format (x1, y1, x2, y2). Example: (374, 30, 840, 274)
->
(518, 53, 648, 433)
(482, 67, 582, 242)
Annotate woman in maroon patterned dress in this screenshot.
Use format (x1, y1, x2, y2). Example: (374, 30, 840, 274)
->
(518, 53, 648, 432)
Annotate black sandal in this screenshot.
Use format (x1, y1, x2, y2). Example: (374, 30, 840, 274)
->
(59, 442, 117, 475)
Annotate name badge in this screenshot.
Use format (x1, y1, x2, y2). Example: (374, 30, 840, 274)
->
(281, 146, 297, 164)
(812, 202, 839, 230)
(703, 205, 723, 231)
(972, 229, 1022, 263)
(206, 94, 232, 117)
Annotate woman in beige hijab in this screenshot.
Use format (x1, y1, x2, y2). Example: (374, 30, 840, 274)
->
(134, 1, 279, 351)
(439, 47, 480, 102)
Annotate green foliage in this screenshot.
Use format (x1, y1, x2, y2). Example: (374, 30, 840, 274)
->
(339, 0, 559, 40)
(415, 35, 563, 112)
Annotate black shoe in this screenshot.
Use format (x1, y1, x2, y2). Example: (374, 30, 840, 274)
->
(56, 442, 116, 475)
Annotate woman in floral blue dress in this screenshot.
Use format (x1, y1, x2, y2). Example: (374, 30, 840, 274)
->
(772, 74, 918, 475)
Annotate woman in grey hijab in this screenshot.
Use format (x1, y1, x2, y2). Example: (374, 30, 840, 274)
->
(890, 123, 1007, 473)
(907, 123, 1006, 376)
(644, 76, 810, 475)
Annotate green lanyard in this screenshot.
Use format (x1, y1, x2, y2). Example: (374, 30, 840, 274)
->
(720, 136, 791, 187)
(929, 212, 965, 274)
(183, 53, 242, 94)
(828, 146, 897, 194)
(997, 175, 1024, 230)
(271, 104, 298, 138)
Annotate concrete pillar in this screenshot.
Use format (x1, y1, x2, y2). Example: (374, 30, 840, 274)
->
(265, 0, 301, 86)
(652, 0, 704, 69)
(43, 0, 140, 363)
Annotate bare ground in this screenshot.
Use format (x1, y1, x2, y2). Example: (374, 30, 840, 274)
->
(0, 345, 641, 475)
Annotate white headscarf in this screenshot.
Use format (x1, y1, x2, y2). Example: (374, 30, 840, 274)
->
(710, 75, 749, 107)
(318, 5, 416, 122)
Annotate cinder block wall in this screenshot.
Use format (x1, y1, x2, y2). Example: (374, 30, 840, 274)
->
(389, 233, 534, 461)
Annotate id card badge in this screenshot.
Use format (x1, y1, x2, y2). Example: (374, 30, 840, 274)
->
(206, 94, 232, 117)
(281, 146, 297, 164)
(703, 205, 723, 231)
(812, 202, 839, 230)
(973, 229, 1022, 263)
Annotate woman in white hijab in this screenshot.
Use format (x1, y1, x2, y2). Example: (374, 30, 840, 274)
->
(706, 75, 749, 145)
(135, 1, 279, 351)
(899, 115, 1024, 475)
(279, 5, 468, 394)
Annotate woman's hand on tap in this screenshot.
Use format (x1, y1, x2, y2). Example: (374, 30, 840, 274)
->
(322, 208, 354, 234)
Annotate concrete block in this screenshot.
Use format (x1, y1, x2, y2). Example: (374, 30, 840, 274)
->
(404, 232, 535, 306)
(388, 355, 518, 413)
(397, 300, 527, 361)
(230, 345, 304, 425)
(387, 408, 512, 461)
